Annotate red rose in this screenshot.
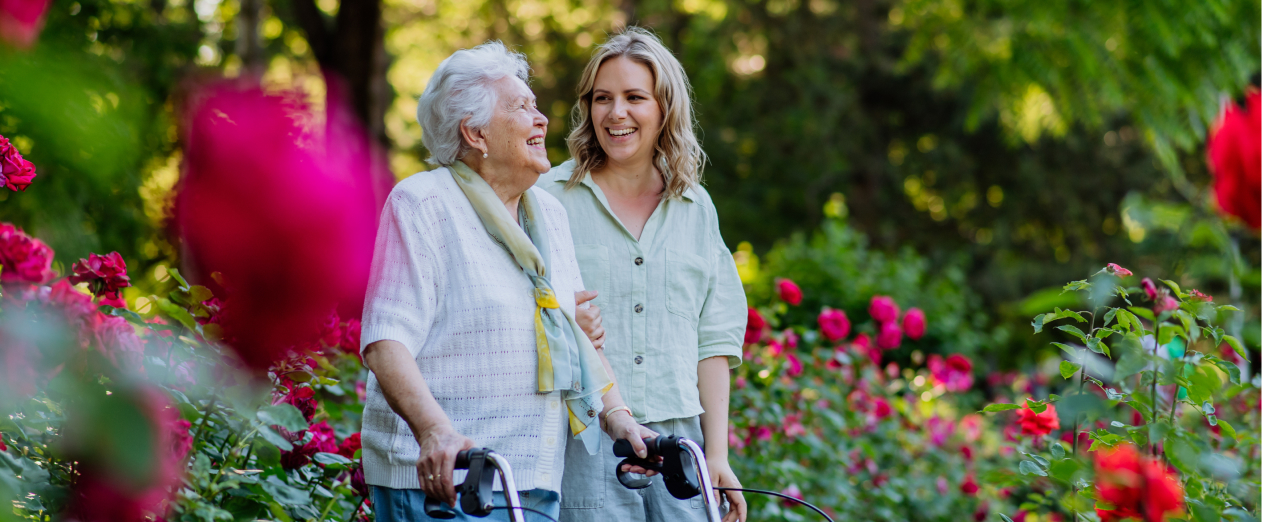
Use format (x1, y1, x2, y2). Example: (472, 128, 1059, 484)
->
(0, 135, 37, 191)
(69, 252, 131, 307)
(1095, 444, 1185, 522)
(0, 0, 50, 49)
(0, 223, 54, 284)
(776, 278, 803, 305)
(959, 474, 979, 496)
(745, 307, 765, 344)
(1207, 90, 1261, 229)
(876, 321, 902, 350)
(340, 319, 362, 354)
(337, 432, 362, 459)
(1105, 263, 1133, 277)
(868, 295, 900, 323)
(871, 397, 892, 420)
(817, 308, 850, 342)
(1016, 402, 1060, 437)
(902, 307, 926, 340)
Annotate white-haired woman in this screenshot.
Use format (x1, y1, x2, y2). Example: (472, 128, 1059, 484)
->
(544, 28, 748, 522)
(360, 41, 652, 521)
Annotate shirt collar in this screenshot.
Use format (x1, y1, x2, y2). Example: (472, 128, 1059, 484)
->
(555, 164, 696, 203)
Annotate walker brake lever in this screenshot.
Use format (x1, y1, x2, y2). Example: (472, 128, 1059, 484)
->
(612, 435, 703, 500)
(423, 448, 497, 518)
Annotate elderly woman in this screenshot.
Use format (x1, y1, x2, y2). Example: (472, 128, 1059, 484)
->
(543, 28, 748, 522)
(359, 42, 651, 521)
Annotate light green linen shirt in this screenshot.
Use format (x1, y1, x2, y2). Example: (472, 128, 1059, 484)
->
(539, 160, 746, 423)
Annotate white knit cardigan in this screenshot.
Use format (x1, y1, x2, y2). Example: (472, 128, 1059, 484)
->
(359, 168, 581, 492)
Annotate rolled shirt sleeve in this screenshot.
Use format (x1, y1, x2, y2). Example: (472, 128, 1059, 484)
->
(359, 190, 440, 358)
(696, 205, 746, 368)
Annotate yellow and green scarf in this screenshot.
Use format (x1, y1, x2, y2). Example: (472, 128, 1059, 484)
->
(450, 161, 612, 455)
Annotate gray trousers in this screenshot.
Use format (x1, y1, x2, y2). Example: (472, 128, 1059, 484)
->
(559, 416, 713, 522)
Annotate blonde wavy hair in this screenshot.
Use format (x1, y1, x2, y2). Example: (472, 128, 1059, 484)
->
(565, 27, 705, 199)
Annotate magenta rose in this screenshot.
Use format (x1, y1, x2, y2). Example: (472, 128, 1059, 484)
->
(776, 278, 803, 305)
(0, 223, 55, 284)
(928, 353, 974, 392)
(817, 308, 850, 342)
(0, 0, 51, 49)
(902, 307, 926, 340)
(745, 307, 766, 345)
(876, 321, 902, 350)
(868, 295, 900, 324)
(69, 252, 131, 308)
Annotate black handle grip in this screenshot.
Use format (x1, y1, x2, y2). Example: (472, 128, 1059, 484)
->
(422, 448, 493, 519)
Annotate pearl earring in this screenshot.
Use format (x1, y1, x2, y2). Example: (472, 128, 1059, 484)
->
(483, 152, 489, 158)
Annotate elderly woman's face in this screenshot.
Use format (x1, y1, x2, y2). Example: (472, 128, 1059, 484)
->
(590, 56, 662, 167)
(483, 76, 550, 175)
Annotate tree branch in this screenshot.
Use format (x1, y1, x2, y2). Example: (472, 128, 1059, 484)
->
(289, 0, 333, 66)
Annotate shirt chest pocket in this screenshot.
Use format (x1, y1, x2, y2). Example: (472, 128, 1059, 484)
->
(574, 244, 609, 304)
(665, 247, 709, 323)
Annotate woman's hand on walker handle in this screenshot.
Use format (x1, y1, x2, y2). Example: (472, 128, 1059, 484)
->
(574, 290, 605, 349)
(605, 410, 661, 476)
(709, 459, 747, 522)
(415, 423, 477, 508)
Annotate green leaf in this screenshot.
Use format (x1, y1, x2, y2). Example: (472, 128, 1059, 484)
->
(1102, 308, 1118, 327)
(261, 476, 311, 505)
(1186, 366, 1222, 407)
(1057, 325, 1088, 342)
(1048, 459, 1081, 483)
(1128, 307, 1155, 322)
(188, 285, 214, 304)
(1032, 314, 1046, 334)
(1086, 337, 1103, 354)
(153, 297, 197, 330)
(1059, 361, 1081, 379)
(1018, 460, 1047, 476)
(1000, 515, 1015, 522)
(1212, 359, 1241, 385)
(1049, 442, 1065, 459)
(313, 452, 352, 466)
(1217, 419, 1238, 441)
(1223, 335, 1249, 362)
(981, 403, 1021, 413)
(167, 268, 191, 289)
(257, 404, 309, 432)
(1160, 279, 1183, 297)
(256, 425, 294, 452)
(1053, 307, 1087, 323)
(1051, 342, 1078, 357)
(1062, 280, 1091, 293)
(1114, 351, 1148, 380)
(1218, 304, 1240, 312)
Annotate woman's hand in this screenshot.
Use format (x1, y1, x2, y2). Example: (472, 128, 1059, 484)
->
(415, 423, 477, 507)
(574, 290, 605, 349)
(708, 459, 747, 522)
(604, 409, 660, 476)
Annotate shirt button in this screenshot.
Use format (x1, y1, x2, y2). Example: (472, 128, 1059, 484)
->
(634, 355, 644, 364)
(634, 304, 644, 313)
(546, 436, 556, 446)
(634, 257, 644, 265)
(549, 400, 560, 410)
(587, 409, 596, 418)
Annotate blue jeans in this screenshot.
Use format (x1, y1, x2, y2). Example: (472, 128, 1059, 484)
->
(372, 485, 561, 522)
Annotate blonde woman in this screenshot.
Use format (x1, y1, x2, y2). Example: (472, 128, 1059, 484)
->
(543, 28, 748, 522)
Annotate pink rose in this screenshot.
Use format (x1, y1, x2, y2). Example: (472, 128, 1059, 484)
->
(818, 308, 850, 342)
(1153, 295, 1180, 315)
(871, 397, 892, 420)
(337, 432, 362, 459)
(782, 413, 807, 438)
(785, 352, 803, 377)
(68, 252, 131, 307)
(0, 136, 36, 191)
(90, 313, 145, 370)
(1141, 278, 1158, 300)
(928, 353, 974, 392)
(902, 307, 926, 340)
(308, 421, 339, 454)
(780, 484, 804, 508)
(1188, 289, 1212, 302)
(776, 278, 803, 305)
(868, 295, 900, 324)
(960, 474, 979, 496)
(340, 318, 362, 354)
(1105, 263, 1133, 277)
(876, 321, 902, 350)
(0, 223, 55, 284)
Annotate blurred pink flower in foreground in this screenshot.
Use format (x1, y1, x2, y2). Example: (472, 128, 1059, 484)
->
(902, 307, 926, 339)
(776, 278, 802, 305)
(0, 0, 50, 49)
(177, 83, 384, 370)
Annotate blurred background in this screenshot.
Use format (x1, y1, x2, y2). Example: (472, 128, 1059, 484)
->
(1, 0, 1258, 374)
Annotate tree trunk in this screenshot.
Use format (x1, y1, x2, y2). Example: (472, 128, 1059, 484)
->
(288, 0, 390, 149)
(236, 0, 265, 72)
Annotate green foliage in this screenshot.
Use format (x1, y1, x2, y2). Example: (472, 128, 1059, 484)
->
(980, 266, 1260, 520)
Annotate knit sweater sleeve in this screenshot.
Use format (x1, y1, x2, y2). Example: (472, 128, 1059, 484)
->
(360, 188, 440, 358)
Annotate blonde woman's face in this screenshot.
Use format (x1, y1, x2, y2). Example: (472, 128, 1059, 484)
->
(590, 56, 662, 167)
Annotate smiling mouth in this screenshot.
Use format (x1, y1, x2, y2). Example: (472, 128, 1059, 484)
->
(527, 136, 544, 147)
(608, 127, 638, 137)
